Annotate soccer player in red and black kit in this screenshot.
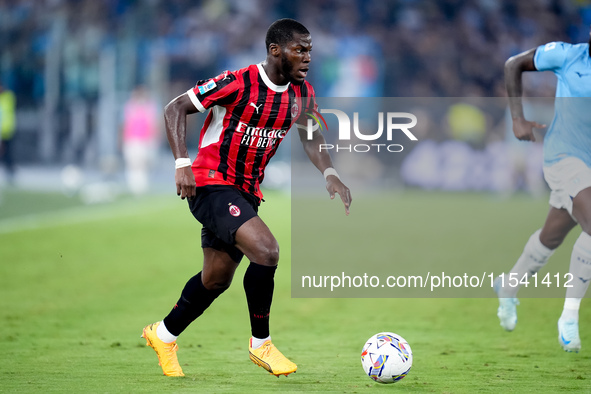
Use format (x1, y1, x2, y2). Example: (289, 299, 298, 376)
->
(141, 19, 351, 377)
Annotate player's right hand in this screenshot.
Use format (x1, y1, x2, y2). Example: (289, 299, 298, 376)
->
(175, 167, 196, 199)
(512, 116, 546, 142)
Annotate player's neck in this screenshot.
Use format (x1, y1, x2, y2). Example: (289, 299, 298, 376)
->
(261, 61, 288, 86)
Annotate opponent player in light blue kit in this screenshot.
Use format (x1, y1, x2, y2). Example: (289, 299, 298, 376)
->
(495, 34, 591, 352)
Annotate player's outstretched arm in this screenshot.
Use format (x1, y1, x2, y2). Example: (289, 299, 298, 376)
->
(505, 48, 546, 142)
(298, 127, 352, 215)
(164, 93, 199, 200)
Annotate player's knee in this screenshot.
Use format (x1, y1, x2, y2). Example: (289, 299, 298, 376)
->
(539, 228, 567, 250)
(539, 234, 564, 250)
(573, 189, 591, 234)
(204, 279, 232, 292)
(257, 241, 280, 266)
(578, 218, 591, 236)
(202, 275, 233, 292)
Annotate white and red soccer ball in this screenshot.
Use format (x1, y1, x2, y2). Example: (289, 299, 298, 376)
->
(361, 332, 413, 384)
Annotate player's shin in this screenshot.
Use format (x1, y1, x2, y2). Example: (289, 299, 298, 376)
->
(243, 262, 277, 342)
(504, 229, 554, 297)
(562, 231, 591, 321)
(163, 272, 226, 337)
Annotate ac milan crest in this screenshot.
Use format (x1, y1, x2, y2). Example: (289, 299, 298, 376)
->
(229, 205, 241, 217)
(291, 100, 299, 118)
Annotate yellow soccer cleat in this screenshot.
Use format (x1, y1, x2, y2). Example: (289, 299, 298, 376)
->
(249, 339, 297, 377)
(141, 322, 184, 377)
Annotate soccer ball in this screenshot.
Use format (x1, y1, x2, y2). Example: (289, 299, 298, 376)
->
(361, 332, 413, 383)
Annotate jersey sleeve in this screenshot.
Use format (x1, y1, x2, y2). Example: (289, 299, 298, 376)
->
(534, 42, 570, 71)
(186, 70, 239, 113)
(295, 82, 320, 133)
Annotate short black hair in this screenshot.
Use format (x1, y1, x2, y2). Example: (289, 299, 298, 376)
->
(265, 18, 309, 52)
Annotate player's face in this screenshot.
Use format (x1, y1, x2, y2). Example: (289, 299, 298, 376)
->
(281, 33, 312, 84)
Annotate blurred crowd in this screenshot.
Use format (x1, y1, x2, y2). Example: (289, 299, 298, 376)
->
(1, 0, 590, 195)
(2, 0, 591, 104)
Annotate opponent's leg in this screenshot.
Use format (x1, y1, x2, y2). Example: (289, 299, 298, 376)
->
(235, 216, 296, 376)
(143, 248, 238, 376)
(496, 207, 575, 331)
(559, 188, 591, 352)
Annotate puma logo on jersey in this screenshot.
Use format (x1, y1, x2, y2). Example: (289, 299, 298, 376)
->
(249, 102, 262, 114)
(575, 71, 591, 77)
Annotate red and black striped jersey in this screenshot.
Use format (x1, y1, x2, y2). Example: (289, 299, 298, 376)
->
(186, 63, 317, 201)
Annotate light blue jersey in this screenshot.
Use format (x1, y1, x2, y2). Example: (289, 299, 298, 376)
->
(534, 42, 591, 168)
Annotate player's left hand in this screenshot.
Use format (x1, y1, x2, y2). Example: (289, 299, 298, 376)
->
(326, 176, 352, 215)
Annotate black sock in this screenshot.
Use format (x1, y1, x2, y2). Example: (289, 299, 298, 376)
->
(163, 272, 225, 336)
(243, 262, 277, 339)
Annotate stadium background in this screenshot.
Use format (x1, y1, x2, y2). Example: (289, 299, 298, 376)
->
(1, 0, 591, 197)
(2, 1, 591, 392)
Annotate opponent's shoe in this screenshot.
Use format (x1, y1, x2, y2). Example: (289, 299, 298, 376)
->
(141, 322, 184, 376)
(249, 339, 297, 377)
(558, 318, 581, 353)
(494, 276, 519, 331)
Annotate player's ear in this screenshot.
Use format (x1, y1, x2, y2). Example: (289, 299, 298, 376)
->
(269, 43, 281, 57)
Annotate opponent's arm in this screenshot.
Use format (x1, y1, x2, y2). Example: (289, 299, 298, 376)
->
(505, 48, 546, 142)
(164, 93, 199, 199)
(298, 128, 352, 215)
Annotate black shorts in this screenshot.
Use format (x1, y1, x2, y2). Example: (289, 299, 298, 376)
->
(188, 185, 260, 263)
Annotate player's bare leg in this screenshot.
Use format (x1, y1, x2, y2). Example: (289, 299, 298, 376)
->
(235, 217, 297, 376)
(559, 187, 591, 352)
(539, 207, 578, 250)
(201, 248, 241, 291)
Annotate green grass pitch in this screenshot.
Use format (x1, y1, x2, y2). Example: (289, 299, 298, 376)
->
(0, 189, 589, 393)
